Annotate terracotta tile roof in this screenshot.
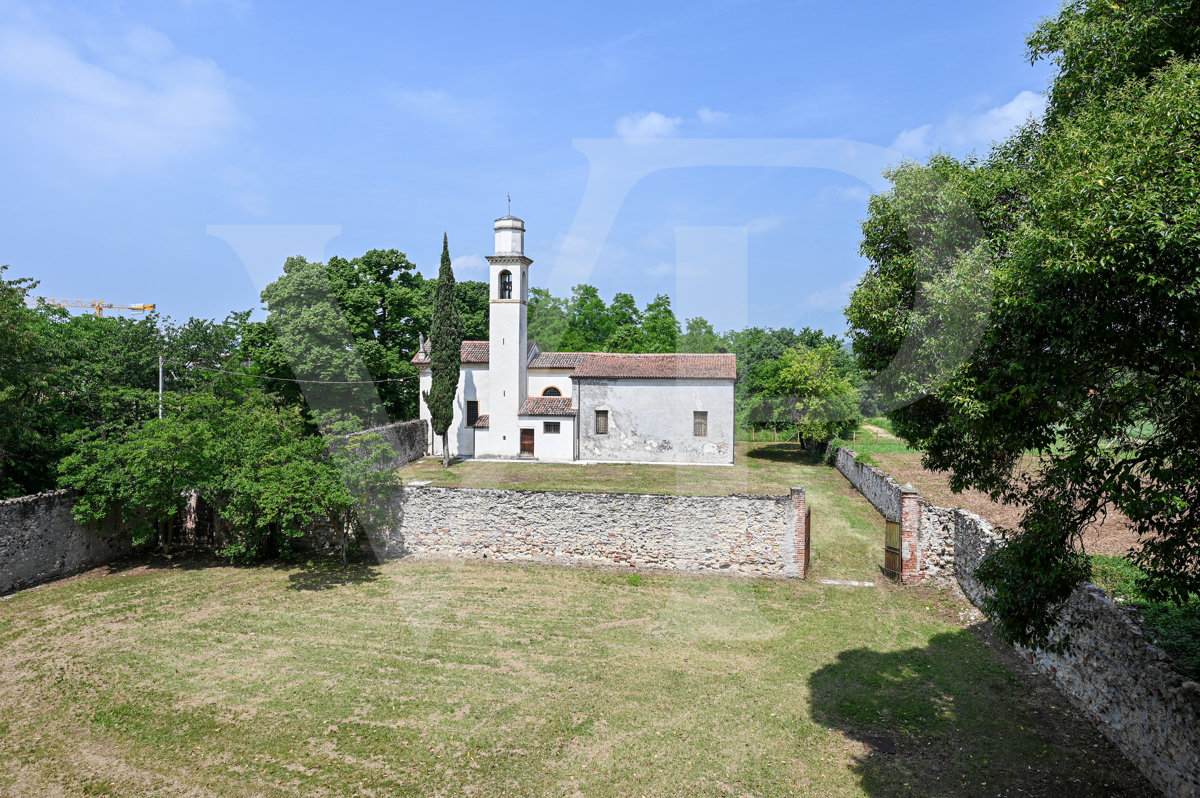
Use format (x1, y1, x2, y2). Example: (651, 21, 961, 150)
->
(472, 414, 489, 428)
(529, 352, 587, 369)
(573, 353, 736, 380)
(519, 397, 577, 416)
(411, 340, 536, 365)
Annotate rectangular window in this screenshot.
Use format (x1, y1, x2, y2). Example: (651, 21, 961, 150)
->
(543, 421, 560, 434)
(595, 409, 608, 435)
(693, 411, 708, 437)
(466, 400, 479, 427)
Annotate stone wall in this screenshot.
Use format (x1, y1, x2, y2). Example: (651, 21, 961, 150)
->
(0, 490, 133, 595)
(348, 418, 428, 469)
(831, 446, 902, 521)
(954, 514, 1200, 798)
(827, 442, 1200, 798)
(377, 486, 809, 577)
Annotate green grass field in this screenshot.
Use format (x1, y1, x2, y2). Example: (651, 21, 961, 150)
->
(0, 445, 1155, 797)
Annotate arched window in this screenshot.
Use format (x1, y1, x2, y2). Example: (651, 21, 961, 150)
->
(499, 270, 512, 299)
(542, 386, 561, 397)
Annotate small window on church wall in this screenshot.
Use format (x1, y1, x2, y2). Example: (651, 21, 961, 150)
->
(542, 386, 561, 396)
(466, 401, 479, 427)
(499, 270, 513, 299)
(595, 410, 608, 435)
(544, 422, 560, 434)
(693, 411, 708, 437)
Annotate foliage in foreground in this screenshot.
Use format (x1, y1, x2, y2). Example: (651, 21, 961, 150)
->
(57, 395, 399, 563)
(846, 0, 1200, 651)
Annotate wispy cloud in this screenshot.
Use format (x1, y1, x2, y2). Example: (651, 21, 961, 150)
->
(748, 214, 786, 234)
(891, 91, 1046, 156)
(451, 254, 488, 274)
(615, 110, 681, 138)
(0, 9, 242, 171)
(697, 106, 730, 124)
(386, 88, 488, 130)
(803, 279, 857, 310)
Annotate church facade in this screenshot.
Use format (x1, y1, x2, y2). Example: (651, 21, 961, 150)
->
(415, 215, 736, 464)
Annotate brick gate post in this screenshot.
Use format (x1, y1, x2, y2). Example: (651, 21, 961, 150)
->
(899, 483, 922, 584)
(790, 487, 808, 579)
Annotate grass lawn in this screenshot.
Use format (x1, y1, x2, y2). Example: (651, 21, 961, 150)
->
(0, 445, 1155, 797)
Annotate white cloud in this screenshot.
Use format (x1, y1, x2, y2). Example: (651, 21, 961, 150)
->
(816, 185, 871, 206)
(891, 91, 1046, 156)
(451, 254, 488, 274)
(803, 279, 857, 311)
(748, 214, 786, 234)
(615, 110, 681, 138)
(697, 106, 730, 124)
(0, 11, 242, 171)
(386, 88, 486, 130)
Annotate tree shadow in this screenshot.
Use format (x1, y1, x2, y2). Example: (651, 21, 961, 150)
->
(744, 443, 814, 463)
(278, 555, 382, 591)
(807, 629, 1159, 798)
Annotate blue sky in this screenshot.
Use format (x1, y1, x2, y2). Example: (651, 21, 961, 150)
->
(0, 0, 1057, 336)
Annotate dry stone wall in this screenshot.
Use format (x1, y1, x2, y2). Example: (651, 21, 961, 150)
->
(828, 442, 1200, 798)
(0, 490, 133, 595)
(377, 486, 808, 577)
(954, 514, 1200, 798)
(349, 419, 428, 470)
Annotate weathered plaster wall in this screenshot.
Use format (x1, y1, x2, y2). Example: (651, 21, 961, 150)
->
(0, 490, 133, 595)
(955, 514, 1200, 798)
(378, 486, 808, 577)
(576, 378, 734, 464)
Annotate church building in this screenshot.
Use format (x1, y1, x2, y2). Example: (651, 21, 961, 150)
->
(414, 215, 737, 464)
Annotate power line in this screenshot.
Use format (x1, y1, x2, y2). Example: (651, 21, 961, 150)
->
(162, 361, 418, 385)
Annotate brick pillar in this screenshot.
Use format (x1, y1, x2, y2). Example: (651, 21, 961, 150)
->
(899, 483, 922, 584)
(790, 487, 809, 579)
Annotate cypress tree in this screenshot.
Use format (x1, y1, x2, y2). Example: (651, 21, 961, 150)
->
(422, 233, 464, 467)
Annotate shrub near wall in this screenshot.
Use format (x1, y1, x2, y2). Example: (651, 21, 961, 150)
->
(380, 486, 810, 578)
(0, 490, 133, 595)
(827, 442, 1200, 798)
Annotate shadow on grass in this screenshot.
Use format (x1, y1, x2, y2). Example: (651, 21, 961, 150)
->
(744, 443, 815, 464)
(807, 630, 1158, 798)
(279, 556, 382, 591)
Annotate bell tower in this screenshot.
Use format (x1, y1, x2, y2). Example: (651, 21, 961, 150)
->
(485, 215, 532, 456)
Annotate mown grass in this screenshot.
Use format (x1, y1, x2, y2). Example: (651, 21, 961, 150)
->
(0, 447, 1155, 797)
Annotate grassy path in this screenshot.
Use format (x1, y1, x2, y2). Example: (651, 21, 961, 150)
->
(0, 447, 1154, 797)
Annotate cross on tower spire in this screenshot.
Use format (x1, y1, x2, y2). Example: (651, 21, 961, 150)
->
(507, 192, 511, 215)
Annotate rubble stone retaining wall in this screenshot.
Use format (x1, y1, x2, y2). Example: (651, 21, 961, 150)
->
(378, 486, 810, 577)
(828, 442, 1200, 798)
(0, 490, 133, 595)
(954, 514, 1200, 798)
(349, 419, 428, 470)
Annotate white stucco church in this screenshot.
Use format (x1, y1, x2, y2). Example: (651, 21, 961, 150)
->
(415, 215, 737, 464)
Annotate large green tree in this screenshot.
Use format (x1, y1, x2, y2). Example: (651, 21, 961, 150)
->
(846, 0, 1200, 650)
(423, 235, 464, 467)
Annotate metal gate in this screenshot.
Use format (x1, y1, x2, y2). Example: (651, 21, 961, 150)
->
(520, 428, 535, 457)
(884, 520, 902, 579)
(803, 506, 811, 577)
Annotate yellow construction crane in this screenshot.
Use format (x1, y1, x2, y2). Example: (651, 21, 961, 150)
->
(25, 298, 155, 317)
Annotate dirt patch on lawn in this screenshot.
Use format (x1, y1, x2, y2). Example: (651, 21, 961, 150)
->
(873, 453, 1141, 557)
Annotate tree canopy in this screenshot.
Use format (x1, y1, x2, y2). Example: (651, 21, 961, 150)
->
(846, 0, 1200, 650)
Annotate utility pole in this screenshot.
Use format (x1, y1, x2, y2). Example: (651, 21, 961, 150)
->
(158, 354, 164, 419)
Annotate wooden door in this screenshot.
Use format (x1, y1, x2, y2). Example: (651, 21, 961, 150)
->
(520, 428, 535, 457)
(884, 520, 902, 579)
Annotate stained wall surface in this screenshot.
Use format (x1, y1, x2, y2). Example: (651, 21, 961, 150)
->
(379, 486, 805, 577)
(0, 490, 133, 595)
(576, 378, 735, 464)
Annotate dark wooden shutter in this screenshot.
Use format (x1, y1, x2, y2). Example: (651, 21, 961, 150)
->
(466, 400, 479, 427)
